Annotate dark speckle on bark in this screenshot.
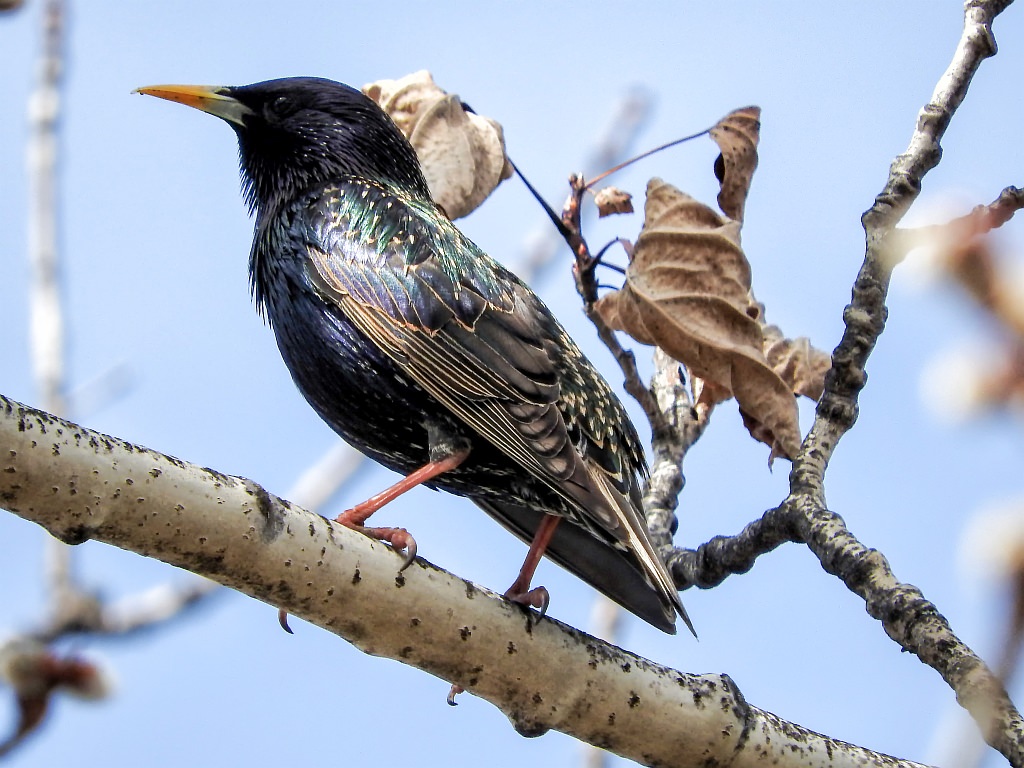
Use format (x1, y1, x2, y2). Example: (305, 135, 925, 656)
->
(510, 715, 549, 739)
(244, 478, 284, 543)
(55, 524, 92, 545)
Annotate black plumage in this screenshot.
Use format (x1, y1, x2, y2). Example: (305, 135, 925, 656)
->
(136, 77, 693, 635)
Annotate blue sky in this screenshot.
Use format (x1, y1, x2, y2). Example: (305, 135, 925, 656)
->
(1, 3, 1022, 766)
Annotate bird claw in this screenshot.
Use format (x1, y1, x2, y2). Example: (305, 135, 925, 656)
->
(360, 526, 417, 570)
(337, 511, 419, 570)
(505, 585, 550, 624)
(278, 608, 294, 634)
(447, 684, 463, 706)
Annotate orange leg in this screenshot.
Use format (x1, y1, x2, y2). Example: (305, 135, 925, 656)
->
(448, 513, 562, 706)
(335, 447, 469, 569)
(278, 447, 470, 635)
(504, 513, 561, 616)
(338, 448, 470, 526)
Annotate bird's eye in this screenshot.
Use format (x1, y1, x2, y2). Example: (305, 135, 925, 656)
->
(266, 95, 294, 118)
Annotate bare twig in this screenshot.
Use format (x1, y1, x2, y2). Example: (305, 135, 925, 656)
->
(6, 10, 217, 756)
(898, 184, 1024, 245)
(28, 0, 66, 420)
(797, 1, 1012, 477)
(583, 126, 709, 190)
(563, 1, 1024, 763)
(84, 581, 218, 637)
(643, 349, 711, 556)
(519, 88, 652, 280)
(562, 175, 668, 436)
(895, 185, 1024, 341)
(786, 2, 1024, 763)
(18, 0, 216, 651)
(26, 0, 77, 636)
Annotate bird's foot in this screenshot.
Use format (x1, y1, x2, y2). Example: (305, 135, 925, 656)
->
(447, 684, 464, 705)
(504, 585, 550, 623)
(336, 516, 418, 571)
(277, 523, 417, 635)
(363, 525, 418, 570)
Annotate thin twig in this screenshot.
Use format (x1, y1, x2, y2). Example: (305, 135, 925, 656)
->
(898, 184, 1024, 244)
(584, 128, 710, 190)
(643, 349, 709, 556)
(286, 441, 366, 513)
(518, 88, 652, 281)
(25, 0, 81, 643)
(785, 2, 1024, 763)
(27, 0, 66, 419)
(561, 175, 668, 436)
(897, 185, 1024, 341)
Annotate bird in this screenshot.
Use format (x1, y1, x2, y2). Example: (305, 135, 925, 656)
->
(135, 77, 694, 637)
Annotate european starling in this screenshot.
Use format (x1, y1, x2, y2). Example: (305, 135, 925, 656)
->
(136, 77, 693, 636)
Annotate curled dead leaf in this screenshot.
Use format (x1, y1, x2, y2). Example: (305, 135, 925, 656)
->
(762, 325, 832, 401)
(596, 177, 801, 461)
(364, 71, 513, 219)
(709, 106, 760, 222)
(594, 186, 634, 217)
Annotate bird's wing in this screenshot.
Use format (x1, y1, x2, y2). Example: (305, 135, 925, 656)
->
(299, 180, 690, 633)
(300, 180, 633, 540)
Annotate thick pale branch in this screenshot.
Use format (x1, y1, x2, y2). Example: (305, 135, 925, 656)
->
(0, 394, 928, 768)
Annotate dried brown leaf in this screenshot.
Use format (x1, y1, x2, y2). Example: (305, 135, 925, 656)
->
(762, 325, 832, 400)
(692, 375, 731, 411)
(363, 71, 513, 219)
(709, 106, 760, 222)
(599, 178, 801, 460)
(594, 186, 634, 217)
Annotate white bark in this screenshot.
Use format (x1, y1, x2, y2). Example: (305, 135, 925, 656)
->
(0, 394, 926, 768)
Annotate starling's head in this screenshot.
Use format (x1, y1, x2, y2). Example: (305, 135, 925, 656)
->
(136, 77, 431, 213)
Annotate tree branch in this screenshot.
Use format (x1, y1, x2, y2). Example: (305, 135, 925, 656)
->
(0, 393, 931, 768)
(561, 2, 1024, 762)
(899, 184, 1024, 245)
(782, 2, 1024, 763)
(797, 0, 1010, 477)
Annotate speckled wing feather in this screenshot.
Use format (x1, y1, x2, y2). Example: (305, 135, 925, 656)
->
(300, 182, 626, 523)
(298, 179, 687, 631)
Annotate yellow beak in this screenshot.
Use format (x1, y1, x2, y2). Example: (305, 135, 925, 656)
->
(134, 84, 252, 127)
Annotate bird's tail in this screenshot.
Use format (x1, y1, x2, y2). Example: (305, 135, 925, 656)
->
(591, 470, 696, 638)
(474, 495, 691, 635)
